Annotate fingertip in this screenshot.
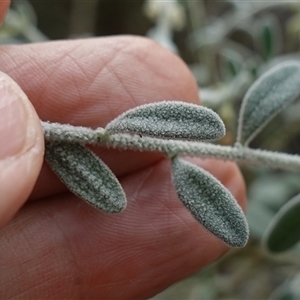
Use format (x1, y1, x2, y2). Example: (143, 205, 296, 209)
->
(0, 72, 44, 228)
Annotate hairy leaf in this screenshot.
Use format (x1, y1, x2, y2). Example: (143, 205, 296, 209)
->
(171, 157, 249, 247)
(237, 62, 300, 145)
(263, 193, 300, 253)
(45, 141, 126, 213)
(106, 101, 225, 141)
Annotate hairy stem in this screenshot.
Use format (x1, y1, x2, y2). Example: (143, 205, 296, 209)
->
(42, 122, 300, 172)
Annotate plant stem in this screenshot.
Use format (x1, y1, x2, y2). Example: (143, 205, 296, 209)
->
(42, 122, 300, 173)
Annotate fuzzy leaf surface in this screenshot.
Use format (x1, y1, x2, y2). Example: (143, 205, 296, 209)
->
(171, 157, 249, 247)
(106, 101, 225, 141)
(263, 193, 300, 253)
(237, 62, 300, 145)
(45, 141, 126, 213)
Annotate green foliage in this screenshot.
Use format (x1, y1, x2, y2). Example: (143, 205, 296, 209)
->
(255, 15, 281, 60)
(271, 273, 300, 300)
(270, 273, 300, 300)
(246, 172, 300, 240)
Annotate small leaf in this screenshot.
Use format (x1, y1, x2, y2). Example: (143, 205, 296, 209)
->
(263, 193, 300, 253)
(237, 62, 300, 145)
(171, 157, 249, 247)
(255, 15, 281, 60)
(219, 48, 243, 80)
(262, 22, 274, 59)
(106, 101, 225, 141)
(270, 272, 300, 300)
(45, 141, 126, 213)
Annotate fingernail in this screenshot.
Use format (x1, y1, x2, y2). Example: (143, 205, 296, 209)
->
(0, 76, 36, 159)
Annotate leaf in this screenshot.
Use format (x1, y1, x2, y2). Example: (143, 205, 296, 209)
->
(255, 15, 281, 60)
(246, 173, 298, 240)
(171, 157, 249, 247)
(45, 141, 126, 213)
(237, 62, 300, 145)
(263, 193, 300, 253)
(261, 21, 274, 59)
(220, 47, 243, 80)
(105, 101, 225, 141)
(270, 272, 300, 300)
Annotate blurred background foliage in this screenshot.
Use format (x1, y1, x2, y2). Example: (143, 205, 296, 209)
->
(2, 0, 300, 299)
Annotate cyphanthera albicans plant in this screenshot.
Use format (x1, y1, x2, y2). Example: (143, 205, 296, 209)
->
(43, 61, 300, 249)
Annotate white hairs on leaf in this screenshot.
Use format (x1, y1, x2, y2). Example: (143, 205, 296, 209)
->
(171, 157, 249, 247)
(106, 101, 225, 141)
(237, 61, 300, 145)
(45, 141, 127, 213)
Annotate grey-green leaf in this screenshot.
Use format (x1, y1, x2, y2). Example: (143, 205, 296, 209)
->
(45, 141, 126, 213)
(106, 101, 225, 141)
(263, 193, 300, 253)
(237, 62, 300, 145)
(171, 157, 249, 247)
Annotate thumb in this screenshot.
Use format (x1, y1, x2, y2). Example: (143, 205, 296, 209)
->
(0, 71, 44, 228)
(0, 0, 10, 25)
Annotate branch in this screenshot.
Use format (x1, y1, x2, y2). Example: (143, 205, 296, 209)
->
(42, 121, 300, 173)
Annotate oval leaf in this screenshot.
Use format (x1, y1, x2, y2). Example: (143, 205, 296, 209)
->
(171, 157, 249, 247)
(106, 101, 225, 141)
(45, 141, 126, 213)
(263, 193, 300, 253)
(237, 62, 300, 145)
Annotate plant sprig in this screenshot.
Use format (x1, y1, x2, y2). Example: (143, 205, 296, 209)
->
(43, 61, 300, 250)
(43, 122, 300, 172)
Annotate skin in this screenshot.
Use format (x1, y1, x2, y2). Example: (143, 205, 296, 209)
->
(0, 2, 246, 299)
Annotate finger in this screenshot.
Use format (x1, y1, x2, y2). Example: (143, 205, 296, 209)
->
(0, 72, 44, 228)
(0, 36, 199, 199)
(0, 0, 9, 24)
(0, 158, 245, 299)
(0, 36, 199, 125)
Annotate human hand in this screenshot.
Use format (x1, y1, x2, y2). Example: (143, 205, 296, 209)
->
(0, 2, 246, 299)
